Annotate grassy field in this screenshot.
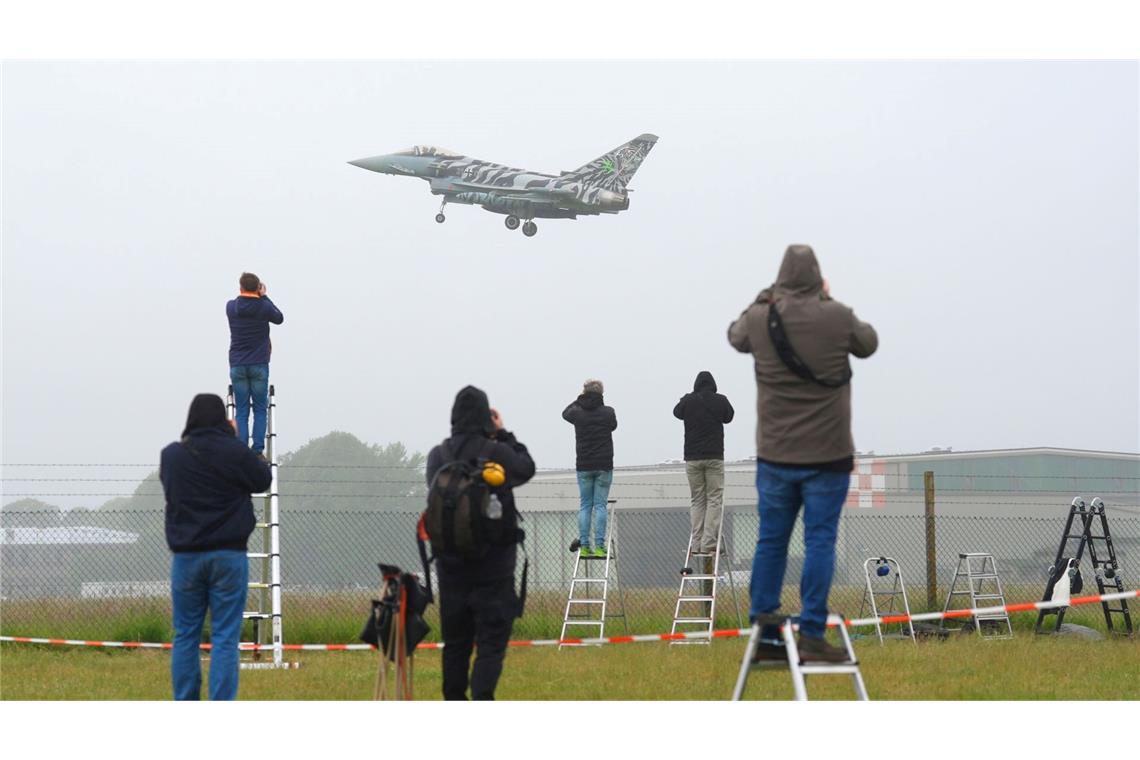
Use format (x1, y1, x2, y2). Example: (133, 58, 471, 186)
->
(3, 632, 1138, 700)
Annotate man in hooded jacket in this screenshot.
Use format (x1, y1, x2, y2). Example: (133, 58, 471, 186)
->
(425, 385, 536, 700)
(674, 371, 735, 556)
(160, 393, 272, 700)
(728, 245, 878, 662)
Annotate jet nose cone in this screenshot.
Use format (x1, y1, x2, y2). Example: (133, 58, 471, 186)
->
(348, 155, 391, 173)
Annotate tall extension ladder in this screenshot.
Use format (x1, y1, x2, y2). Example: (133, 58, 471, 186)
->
(858, 556, 916, 644)
(559, 499, 628, 647)
(1035, 497, 1132, 635)
(940, 552, 1013, 639)
(669, 515, 743, 644)
(226, 384, 288, 669)
(732, 614, 868, 701)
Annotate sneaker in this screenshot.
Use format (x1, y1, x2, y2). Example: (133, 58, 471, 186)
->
(797, 635, 849, 663)
(569, 538, 582, 553)
(592, 547, 607, 558)
(578, 547, 591, 558)
(750, 642, 787, 664)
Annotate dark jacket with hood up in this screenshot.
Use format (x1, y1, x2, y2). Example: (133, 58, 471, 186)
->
(161, 394, 273, 553)
(425, 386, 536, 582)
(226, 294, 285, 367)
(562, 392, 618, 471)
(673, 371, 735, 461)
(728, 245, 878, 468)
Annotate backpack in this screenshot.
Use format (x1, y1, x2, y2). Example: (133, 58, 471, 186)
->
(422, 439, 502, 560)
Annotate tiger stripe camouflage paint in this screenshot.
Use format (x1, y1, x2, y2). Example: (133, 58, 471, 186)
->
(349, 134, 658, 233)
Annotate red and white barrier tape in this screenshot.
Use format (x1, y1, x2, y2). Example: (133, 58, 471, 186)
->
(2, 589, 1134, 652)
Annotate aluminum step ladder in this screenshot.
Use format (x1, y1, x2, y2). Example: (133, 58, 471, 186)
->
(669, 513, 743, 644)
(858, 556, 916, 644)
(559, 499, 628, 648)
(1035, 497, 1132, 635)
(227, 384, 291, 669)
(732, 614, 868, 701)
(940, 552, 1013, 639)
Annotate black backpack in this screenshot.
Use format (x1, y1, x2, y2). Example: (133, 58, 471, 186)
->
(422, 439, 502, 560)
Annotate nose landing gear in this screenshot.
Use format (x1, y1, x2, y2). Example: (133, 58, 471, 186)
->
(435, 199, 447, 223)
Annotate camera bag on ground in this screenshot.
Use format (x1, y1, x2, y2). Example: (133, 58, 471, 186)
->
(360, 563, 432, 660)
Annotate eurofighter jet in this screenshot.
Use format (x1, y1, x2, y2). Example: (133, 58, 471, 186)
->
(349, 134, 657, 237)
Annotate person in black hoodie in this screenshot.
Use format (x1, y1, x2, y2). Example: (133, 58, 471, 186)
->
(425, 385, 536, 700)
(160, 393, 271, 700)
(673, 371, 735, 556)
(562, 379, 618, 558)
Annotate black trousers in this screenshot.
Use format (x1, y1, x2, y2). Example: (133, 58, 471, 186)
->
(438, 574, 518, 700)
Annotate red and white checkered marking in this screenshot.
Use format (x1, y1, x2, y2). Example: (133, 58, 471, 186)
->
(846, 459, 886, 508)
(3, 590, 1134, 652)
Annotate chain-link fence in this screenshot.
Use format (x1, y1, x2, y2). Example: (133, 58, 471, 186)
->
(3, 485, 1137, 642)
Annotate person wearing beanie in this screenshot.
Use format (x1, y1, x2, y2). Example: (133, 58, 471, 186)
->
(226, 272, 284, 459)
(729, 244, 878, 664)
(159, 393, 272, 700)
(424, 385, 536, 700)
(561, 379, 618, 558)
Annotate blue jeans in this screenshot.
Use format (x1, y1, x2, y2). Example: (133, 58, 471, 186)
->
(576, 470, 613, 549)
(230, 363, 269, 453)
(171, 550, 249, 700)
(750, 461, 850, 639)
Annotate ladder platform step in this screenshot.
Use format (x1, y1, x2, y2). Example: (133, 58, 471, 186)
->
(975, 614, 1011, 621)
(965, 573, 1001, 580)
(972, 594, 1005, 600)
(680, 574, 717, 581)
(798, 663, 860, 674)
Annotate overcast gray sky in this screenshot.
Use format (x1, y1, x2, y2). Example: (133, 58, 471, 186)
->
(2, 61, 1137, 497)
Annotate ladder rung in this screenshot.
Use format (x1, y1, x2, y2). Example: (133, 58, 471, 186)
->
(567, 599, 605, 605)
(242, 612, 276, 620)
(798, 664, 860, 674)
(246, 553, 277, 559)
(678, 596, 715, 602)
(254, 522, 279, 529)
(681, 574, 717, 581)
(673, 617, 712, 623)
(972, 594, 1004, 600)
(570, 578, 607, 584)
(975, 614, 1010, 621)
(562, 621, 604, 627)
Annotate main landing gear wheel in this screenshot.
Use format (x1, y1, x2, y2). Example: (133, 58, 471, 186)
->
(522, 221, 538, 237)
(504, 215, 520, 230)
(434, 213, 446, 224)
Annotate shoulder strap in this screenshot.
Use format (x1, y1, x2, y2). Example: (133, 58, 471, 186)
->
(766, 302, 852, 389)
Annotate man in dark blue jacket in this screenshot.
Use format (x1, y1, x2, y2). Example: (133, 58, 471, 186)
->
(425, 385, 536, 700)
(160, 393, 272, 700)
(562, 379, 618, 557)
(226, 272, 284, 458)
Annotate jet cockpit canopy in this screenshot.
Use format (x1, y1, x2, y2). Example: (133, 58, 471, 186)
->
(393, 145, 462, 158)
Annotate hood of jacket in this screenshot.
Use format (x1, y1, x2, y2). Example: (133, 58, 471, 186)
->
(693, 371, 717, 393)
(450, 385, 494, 436)
(775, 244, 824, 297)
(577, 391, 604, 411)
(182, 393, 231, 439)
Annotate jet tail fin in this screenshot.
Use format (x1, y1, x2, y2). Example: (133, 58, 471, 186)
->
(562, 133, 658, 191)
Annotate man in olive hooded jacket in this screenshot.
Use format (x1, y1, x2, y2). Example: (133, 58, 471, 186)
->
(728, 244, 877, 662)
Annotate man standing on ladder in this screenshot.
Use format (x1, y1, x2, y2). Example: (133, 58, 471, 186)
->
(728, 245, 878, 663)
(226, 272, 284, 461)
(674, 371, 735, 563)
(562, 379, 618, 558)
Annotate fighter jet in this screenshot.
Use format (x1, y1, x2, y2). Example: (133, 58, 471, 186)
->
(348, 134, 658, 237)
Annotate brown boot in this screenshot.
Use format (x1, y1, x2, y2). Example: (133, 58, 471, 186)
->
(797, 635, 849, 663)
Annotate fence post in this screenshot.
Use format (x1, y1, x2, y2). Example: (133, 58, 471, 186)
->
(924, 470, 936, 610)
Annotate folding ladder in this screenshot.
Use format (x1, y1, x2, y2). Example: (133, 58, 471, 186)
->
(559, 499, 628, 648)
(940, 552, 1013, 639)
(226, 384, 288, 669)
(669, 515, 743, 644)
(732, 614, 868, 701)
(1035, 497, 1132, 635)
(858, 556, 916, 644)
